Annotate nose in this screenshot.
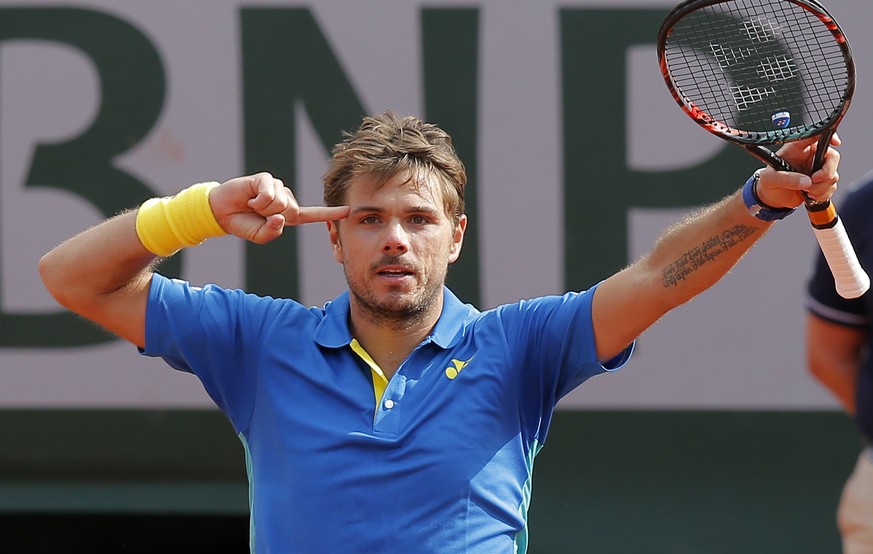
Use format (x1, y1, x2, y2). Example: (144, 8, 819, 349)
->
(382, 221, 410, 254)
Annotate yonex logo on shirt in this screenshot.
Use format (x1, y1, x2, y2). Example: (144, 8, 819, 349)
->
(444, 357, 473, 380)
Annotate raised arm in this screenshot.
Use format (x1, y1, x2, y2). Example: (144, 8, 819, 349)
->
(592, 136, 841, 362)
(38, 172, 348, 348)
(38, 211, 156, 348)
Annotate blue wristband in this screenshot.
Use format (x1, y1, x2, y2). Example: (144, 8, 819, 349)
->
(742, 170, 795, 221)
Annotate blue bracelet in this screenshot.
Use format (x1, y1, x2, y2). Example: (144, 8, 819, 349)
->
(741, 170, 796, 221)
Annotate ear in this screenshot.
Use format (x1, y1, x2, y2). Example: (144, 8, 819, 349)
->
(327, 220, 343, 264)
(448, 214, 467, 264)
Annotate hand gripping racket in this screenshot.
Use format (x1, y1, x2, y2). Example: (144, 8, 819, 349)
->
(657, 0, 870, 299)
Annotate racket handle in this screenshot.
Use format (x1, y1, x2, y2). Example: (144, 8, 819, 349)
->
(804, 132, 868, 297)
(744, 143, 867, 297)
(807, 205, 870, 298)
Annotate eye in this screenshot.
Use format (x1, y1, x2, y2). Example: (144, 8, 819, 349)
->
(410, 215, 429, 225)
(360, 215, 380, 224)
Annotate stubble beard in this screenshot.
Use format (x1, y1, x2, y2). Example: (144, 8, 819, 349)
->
(346, 264, 446, 330)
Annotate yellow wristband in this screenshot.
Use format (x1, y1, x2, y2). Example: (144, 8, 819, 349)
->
(135, 182, 227, 256)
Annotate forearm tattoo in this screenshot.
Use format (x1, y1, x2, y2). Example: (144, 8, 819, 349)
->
(662, 224, 758, 287)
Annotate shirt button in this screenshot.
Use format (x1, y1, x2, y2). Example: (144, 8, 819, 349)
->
(384, 399, 395, 409)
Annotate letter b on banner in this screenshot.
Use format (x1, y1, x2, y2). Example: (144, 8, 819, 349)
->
(0, 8, 169, 347)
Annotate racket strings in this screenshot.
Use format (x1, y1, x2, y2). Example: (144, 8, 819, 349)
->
(664, 0, 850, 141)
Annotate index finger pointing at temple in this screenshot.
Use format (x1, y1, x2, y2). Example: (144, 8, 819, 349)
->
(290, 205, 350, 225)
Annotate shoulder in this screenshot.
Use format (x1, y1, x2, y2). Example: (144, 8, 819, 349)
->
(149, 273, 313, 320)
(492, 289, 595, 316)
(476, 289, 597, 336)
(840, 173, 873, 221)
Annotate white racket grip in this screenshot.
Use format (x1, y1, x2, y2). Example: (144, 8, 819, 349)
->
(812, 218, 870, 299)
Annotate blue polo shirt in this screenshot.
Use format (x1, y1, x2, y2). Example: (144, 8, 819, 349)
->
(806, 172, 873, 445)
(142, 273, 632, 553)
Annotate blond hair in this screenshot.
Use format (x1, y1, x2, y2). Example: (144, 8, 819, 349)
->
(323, 111, 466, 224)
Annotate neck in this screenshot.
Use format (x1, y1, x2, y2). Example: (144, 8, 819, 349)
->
(348, 295, 443, 379)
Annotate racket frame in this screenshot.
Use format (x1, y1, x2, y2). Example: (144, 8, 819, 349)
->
(656, 0, 869, 298)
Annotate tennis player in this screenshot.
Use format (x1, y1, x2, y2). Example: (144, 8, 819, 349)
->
(40, 111, 840, 552)
(806, 171, 873, 554)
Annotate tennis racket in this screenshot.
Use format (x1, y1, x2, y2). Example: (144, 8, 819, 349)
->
(657, 0, 869, 299)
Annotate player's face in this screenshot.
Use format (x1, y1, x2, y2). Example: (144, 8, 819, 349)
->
(328, 171, 466, 324)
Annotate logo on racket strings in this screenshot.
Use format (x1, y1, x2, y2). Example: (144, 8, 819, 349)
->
(771, 111, 791, 129)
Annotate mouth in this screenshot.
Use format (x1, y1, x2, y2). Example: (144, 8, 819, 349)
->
(376, 264, 415, 285)
(375, 265, 416, 280)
